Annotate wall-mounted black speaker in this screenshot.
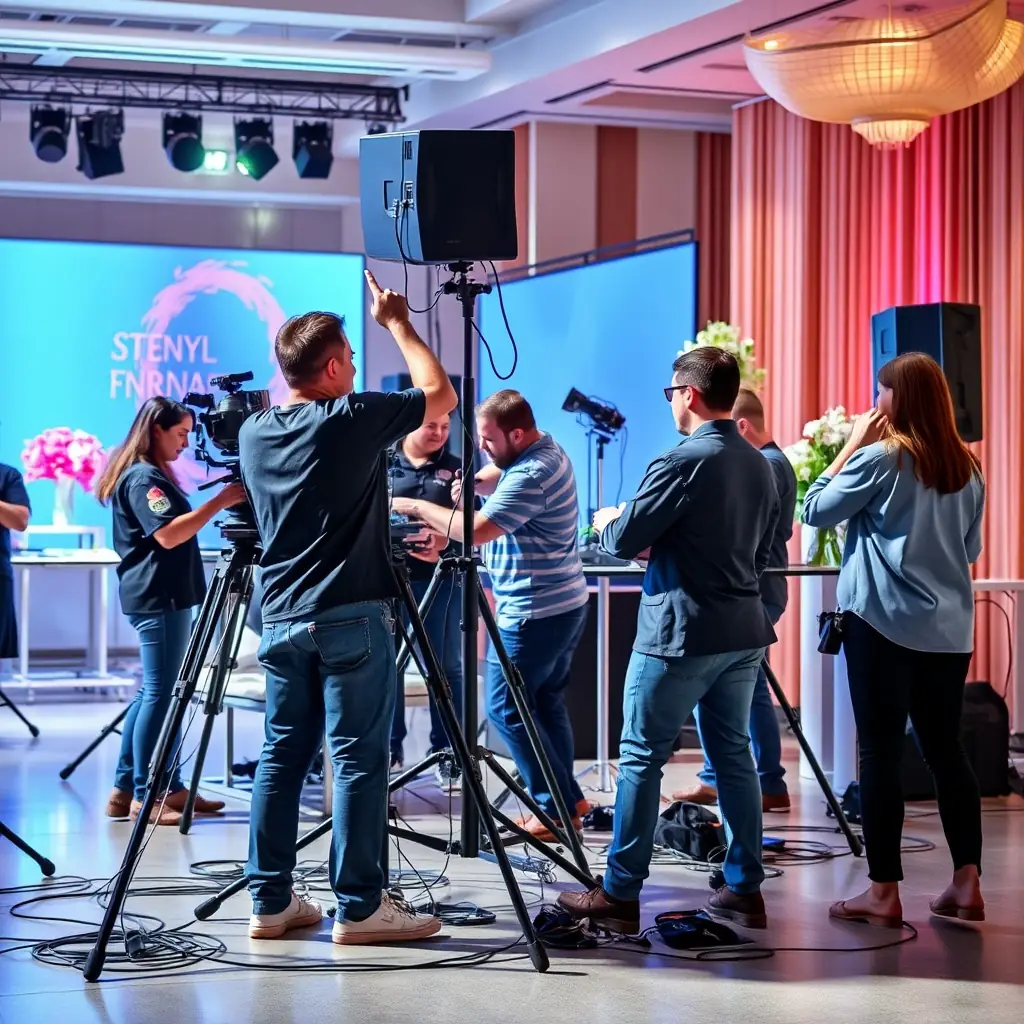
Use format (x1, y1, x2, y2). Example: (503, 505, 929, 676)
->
(380, 373, 464, 460)
(359, 130, 518, 265)
(870, 302, 983, 442)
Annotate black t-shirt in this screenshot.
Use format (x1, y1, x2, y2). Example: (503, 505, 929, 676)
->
(390, 443, 461, 581)
(239, 388, 427, 624)
(111, 462, 207, 615)
(0, 463, 31, 580)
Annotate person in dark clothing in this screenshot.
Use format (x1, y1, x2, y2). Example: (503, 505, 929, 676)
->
(558, 347, 779, 935)
(95, 397, 240, 825)
(674, 388, 796, 813)
(0, 463, 31, 665)
(239, 271, 457, 946)
(388, 412, 464, 792)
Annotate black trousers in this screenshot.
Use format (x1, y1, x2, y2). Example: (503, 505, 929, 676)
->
(842, 613, 982, 884)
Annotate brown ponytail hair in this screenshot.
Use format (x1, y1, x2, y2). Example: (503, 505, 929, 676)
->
(878, 353, 981, 494)
(95, 397, 194, 505)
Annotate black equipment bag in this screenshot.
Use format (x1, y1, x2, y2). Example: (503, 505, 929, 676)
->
(653, 802, 724, 861)
(902, 681, 1012, 799)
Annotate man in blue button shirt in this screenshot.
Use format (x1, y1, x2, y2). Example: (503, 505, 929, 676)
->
(558, 347, 779, 934)
(674, 388, 796, 813)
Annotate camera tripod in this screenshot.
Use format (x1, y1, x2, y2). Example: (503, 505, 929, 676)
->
(0, 820, 55, 876)
(83, 525, 260, 981)
(192, 551, 598, 969)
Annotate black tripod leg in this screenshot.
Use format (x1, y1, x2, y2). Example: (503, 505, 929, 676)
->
(84, 566, 232, 982)
(475, 583, 592, 877)
(0, 820, 55, 876)
(180, 568, 253, 834)
(393, 564, 548, 973)
(194, 816, 334, 920)
(395, 566, 442, 676)
(60, 705, 131, 781)
(0, 686, 40, 738)
(762, 659, 863, 857)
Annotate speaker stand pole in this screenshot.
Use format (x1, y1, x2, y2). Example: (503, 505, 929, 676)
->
(442, 262, 490, 859)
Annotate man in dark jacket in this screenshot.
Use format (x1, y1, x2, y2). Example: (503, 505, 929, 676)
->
(558, 348, 779, 934)
(674, 388, 796, 813)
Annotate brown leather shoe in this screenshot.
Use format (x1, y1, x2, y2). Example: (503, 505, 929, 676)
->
(557, 885, 640, 934)
(512, 814, 583, 843)
(705, 886, 767, 929)
(130, 799, 183, 826)
(106, 788, 132, 819)
(670, 783, 719, 805)
(762, 792, 791, 813)
(164, 788, 226, 814)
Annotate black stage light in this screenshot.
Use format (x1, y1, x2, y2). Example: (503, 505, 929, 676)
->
(293, 120, 333, 179)
(76, 109, 124, 180)
(163, 111, 205, 172)
(30, 105, 71, 163)
(234, 117, 278, 180)
(562, 388, 626, 435)
(366, 122, 389, 136)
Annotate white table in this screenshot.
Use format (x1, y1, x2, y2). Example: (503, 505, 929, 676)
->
(798, 569, 1024, 792)
(9, 549, 126, 687)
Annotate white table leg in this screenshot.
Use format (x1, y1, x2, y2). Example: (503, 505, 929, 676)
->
(98, 565, 109, 678)
(1013, 590, 1024, 736)
(832, 647, 857, 794)
(86, 566, 98, 674)
(799, 566, 836, 783)
(596, 576, 613, 792)
(17, 565, 29, 682)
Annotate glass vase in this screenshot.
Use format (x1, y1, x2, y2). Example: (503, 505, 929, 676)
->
(806, 524, 844, 567)
(53, 476, 75, 528)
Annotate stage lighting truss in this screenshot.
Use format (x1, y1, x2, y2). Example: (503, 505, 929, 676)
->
(163, 111, 205, 173)
(234, 117, 278, 180)
(76, 108, 124, 180)
(30, 104, 71, 164)
(293, 120, 333, 179)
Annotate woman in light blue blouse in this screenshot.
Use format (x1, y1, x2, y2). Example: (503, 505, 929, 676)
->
(803, 353, 985, 928)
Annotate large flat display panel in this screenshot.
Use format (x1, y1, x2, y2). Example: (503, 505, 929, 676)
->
(0, 239, 365, 547)
(479, 242, 697, 518)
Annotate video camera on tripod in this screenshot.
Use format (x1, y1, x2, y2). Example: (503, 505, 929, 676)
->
(185, 371, 269, 535)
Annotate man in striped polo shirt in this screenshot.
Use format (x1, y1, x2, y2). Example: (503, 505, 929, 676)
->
(393, 389, 590, 839)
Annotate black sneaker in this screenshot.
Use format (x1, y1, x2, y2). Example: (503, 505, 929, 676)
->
(434, 760, 462, 794)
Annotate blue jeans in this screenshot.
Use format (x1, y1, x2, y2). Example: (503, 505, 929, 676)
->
(697, 602, 787, 797)
(485, 604, 588, 817)
(246, 601, 396, 921)
(114, 609, 192, 801)
(391, 574, 464, 757)
(605, 647, 767, 900)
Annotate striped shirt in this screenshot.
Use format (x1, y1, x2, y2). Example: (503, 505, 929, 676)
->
(481, 434, 589, 628)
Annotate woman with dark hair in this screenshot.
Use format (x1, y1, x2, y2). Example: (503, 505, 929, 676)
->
(804, 353, 986, 927)
(96, 397, 245, 825)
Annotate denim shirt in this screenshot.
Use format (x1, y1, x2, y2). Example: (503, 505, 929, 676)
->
(802, 442, 984, 653)
(601, 420, 779, 658)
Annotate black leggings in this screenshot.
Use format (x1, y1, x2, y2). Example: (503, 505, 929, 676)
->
(842, 614, 982, 884)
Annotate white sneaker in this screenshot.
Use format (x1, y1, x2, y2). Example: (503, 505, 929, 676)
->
(249, 891, 323, 939)
(332, 892, 442, 945)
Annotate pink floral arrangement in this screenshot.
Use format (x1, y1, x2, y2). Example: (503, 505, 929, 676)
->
(21, 427, 106, 492)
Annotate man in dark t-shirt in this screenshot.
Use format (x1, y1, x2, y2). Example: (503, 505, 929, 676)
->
(0, 463, 31, 661)
(387, 413, 463, 788)
(238, 272, 457, 947)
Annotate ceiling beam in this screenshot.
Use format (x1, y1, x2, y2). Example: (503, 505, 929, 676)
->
(0, 0, 501, 40)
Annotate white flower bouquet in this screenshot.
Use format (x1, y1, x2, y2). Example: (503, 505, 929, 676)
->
(679, 321, 765, 389)
(785, 406, 853, 567)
